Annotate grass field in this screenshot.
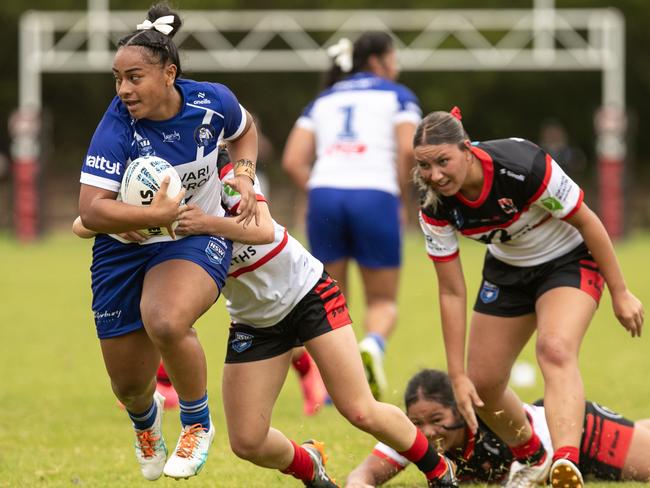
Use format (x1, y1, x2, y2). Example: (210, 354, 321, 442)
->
(1, 229, 649, 487)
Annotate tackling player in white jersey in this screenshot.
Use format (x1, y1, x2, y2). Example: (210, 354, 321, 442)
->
(413, 107, 644, 488)
(74, 148, 460, 488)
(283, 32, 422, 401)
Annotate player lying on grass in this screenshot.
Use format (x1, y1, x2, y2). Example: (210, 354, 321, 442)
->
(73, 147, 459, 488)
(346, 369, 650, 487)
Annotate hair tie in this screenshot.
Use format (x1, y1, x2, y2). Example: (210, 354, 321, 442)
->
(136, 15, 175, 36)
(450, 106, 463, 120)
(327, 38, 353, 73)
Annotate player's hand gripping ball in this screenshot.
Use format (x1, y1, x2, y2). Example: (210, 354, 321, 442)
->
(120, 156, 183, 237)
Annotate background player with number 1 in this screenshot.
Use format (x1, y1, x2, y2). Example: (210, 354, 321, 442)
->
(283, 32, 421, 400)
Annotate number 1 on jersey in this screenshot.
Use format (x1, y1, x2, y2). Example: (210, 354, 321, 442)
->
(338, 105, 356, 139)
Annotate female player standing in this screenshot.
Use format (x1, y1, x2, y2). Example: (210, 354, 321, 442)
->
(411, 108, 643, 488)
(78, 4, 263, 481)
(282, 32, 421, 400)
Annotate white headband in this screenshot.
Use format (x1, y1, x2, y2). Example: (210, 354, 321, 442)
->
(327, 38, 353, 73)
(136, 15, 175, 36)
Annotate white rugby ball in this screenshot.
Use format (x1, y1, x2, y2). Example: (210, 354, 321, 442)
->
(120, 156, 183, 237)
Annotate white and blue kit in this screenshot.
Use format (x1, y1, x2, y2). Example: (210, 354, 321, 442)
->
(80, 79, 247, 339)
(295, 72, 421, 267)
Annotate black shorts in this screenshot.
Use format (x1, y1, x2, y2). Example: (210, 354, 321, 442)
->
(532, 400, 634, 480)
(473, 243, 604, 317)
(225, 272, 352, 363)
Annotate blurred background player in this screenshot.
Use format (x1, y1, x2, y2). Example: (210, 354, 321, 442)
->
(346, 369, 650, 486)
(413, 107, 643, 488)
(76, 4, 262, 481)
(283, 32, 421, 400)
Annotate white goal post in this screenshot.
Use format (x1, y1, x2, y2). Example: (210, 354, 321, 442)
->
(14, 7, 627, 238)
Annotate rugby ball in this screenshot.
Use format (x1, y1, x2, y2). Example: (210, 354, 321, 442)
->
(120, 156, 183, 237)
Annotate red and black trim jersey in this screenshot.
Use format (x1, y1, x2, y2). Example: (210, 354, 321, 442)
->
(419, 138, 584, 267)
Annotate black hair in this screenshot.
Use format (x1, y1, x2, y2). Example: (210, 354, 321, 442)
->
(404, 369, 457, 411)
(117, 3, 183, 79)
(323, 31, 394, 88)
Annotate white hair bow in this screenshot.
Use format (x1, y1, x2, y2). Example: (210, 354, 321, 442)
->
(136, 15, 175, 36)
(327, 38, 353, 72)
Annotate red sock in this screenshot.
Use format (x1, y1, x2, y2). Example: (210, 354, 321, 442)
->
(292, 351, 312, 377)
(157, 362, 171, 385)
(399, 429, 446, 480)
(553, 446, 580, 465)
(281, 440, 314, 481)
(510, 424, 542, 461)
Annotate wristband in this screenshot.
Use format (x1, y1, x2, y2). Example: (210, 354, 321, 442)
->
(234, 158, 256, 183)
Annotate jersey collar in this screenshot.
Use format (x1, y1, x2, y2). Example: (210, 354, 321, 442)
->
(455, 145, 494, 208)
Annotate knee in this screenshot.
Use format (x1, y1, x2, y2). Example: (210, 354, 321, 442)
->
(142, 308, 191, 347)
(338, 402, 377, 433)
(229, 435, 265, 462)
(536, 335, 576, 370)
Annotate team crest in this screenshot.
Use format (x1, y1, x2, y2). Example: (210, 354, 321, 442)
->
(194, 124, 216, 147)
(230, 332, 254, 353)
(498, 198, 518, 214)
(205, 237, 227, 264)
(137, 137, 154, 157)
(480, 281, 499, 304)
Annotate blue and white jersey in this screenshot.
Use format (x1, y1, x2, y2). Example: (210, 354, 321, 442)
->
(80, 78, 247, 244)
(296, 72, 421, 195)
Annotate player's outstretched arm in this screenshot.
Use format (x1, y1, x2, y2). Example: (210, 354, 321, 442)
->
(346, 452, 401, 487)
(566, 204, 644, 337)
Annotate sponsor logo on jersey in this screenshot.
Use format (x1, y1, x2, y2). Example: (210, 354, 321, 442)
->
(85, 155, 122, 175)
(180, 164, 212, 191)
(479, 281, 499, 304)
(499, 167, 525, 181)
(205, 237, 227, 264)
(162, 130, 180, 143)
(223, 184, 239, 197)
(194, 124, 216, 147)
(541, 196, 564, 211)
(498, 198, 518, 214)
(193, 91, 211, 104)
(230, 332, 253, 353)
(325, 141, 367, 155)
(94, 309, 122, 326)
(231, 245, 257, 265)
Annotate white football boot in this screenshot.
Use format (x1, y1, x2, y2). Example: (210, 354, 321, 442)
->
(358, 336, 387, 400)
(505, 451, 552, 488)
(163, 420, 215, 479)
(133, 391, 167, 481)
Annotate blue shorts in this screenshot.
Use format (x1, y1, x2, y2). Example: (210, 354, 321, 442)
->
(306, 188, 401, 268)
(91, 234, 232, 339)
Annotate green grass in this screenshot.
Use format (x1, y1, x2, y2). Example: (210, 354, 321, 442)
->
(1, 230, 649, 487)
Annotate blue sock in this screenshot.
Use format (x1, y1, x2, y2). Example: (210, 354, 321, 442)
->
(367, 333, 386, 353)
(127, 400, 158, 430)
(179, 392, 210, 431)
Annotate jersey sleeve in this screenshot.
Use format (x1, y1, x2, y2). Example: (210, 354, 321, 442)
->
(419, 208, 459, 262)
(218, 152, 267, 214)
(211, 83, 247, 141)
(372, 442, 410, 470)
(79, 101, 132, 192)
(393, 84, 422, 126)
(528, 154, 584, 220)
(294, 100, 316, 132)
